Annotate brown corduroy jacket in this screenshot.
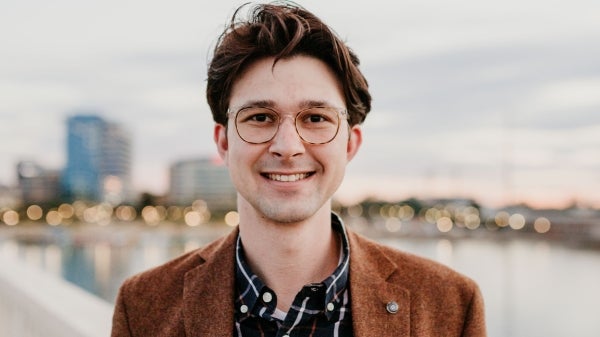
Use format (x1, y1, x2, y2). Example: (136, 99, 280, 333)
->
(111, 228, 486, 337)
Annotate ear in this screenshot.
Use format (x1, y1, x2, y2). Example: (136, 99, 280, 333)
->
(346, 125, 362, 162)
(214, 123, 229, 165)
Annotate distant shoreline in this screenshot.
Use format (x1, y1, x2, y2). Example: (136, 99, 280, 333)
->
(2, 219, 599, 251)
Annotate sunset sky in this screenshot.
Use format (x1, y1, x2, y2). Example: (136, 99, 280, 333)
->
(2, 0, 599, 208)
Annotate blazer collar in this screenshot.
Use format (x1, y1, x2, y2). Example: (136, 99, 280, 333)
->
(348, 230, 411, 336)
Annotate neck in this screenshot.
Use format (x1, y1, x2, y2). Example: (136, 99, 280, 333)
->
(237, 203, 340, 312)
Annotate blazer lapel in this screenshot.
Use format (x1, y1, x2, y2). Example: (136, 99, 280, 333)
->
(183, 229, 238, 337)
(349, 231, 411, 337)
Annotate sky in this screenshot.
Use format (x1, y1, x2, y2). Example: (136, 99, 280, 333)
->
(1, 0, 599, 209)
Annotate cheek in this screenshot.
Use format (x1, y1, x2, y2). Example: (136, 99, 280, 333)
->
(225, 152, 247, 189)
(227, 142, 259, 172)
(319, 142, 350, 172)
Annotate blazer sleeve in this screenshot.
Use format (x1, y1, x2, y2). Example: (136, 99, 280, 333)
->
(111, 285, 133, 337)
(462, 283, 487, 337)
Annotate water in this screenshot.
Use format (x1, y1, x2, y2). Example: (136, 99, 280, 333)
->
(381, 237, 600, 337)
(1, 224, 599, 337)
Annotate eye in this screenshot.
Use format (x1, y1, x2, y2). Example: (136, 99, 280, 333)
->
(237, 108, 278, 124)
(299, 108, 337, 124)
(250, 113, 270, 122)
(307, 114, 327, 123)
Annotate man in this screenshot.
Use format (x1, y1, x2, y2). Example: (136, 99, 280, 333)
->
(111, 3, 486, 336)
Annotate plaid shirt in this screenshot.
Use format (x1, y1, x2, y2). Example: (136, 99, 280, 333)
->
(234, 213, 353, 337)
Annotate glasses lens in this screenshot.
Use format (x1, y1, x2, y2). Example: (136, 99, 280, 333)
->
(296, 107, 341, 144)
(235, 107, 279, 143)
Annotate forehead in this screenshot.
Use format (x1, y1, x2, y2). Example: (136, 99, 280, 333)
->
(229, 55, 345, 110)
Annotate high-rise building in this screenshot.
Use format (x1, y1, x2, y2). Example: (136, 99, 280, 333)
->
(101, 122, 132, 204)
(168, 157, 236, 211)
(62, 115, 131, 203)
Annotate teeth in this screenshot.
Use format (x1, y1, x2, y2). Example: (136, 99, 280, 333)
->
(267, 173, 309, 182)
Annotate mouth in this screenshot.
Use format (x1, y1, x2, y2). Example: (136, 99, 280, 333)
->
(262, 172, 314, 182)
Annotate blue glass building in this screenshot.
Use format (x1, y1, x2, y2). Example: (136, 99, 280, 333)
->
(62, 115, 131, 203)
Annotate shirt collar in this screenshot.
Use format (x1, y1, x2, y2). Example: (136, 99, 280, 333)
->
(234, 213, 350, 320)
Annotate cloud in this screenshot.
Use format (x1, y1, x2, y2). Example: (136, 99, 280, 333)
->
(516, 77, 600, 128)
(363, 33, 600, 136)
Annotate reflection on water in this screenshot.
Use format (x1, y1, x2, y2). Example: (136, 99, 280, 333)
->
(2, 226, 600, 337)
(0, 226, 220, 303)
(381, 237, 600, 337)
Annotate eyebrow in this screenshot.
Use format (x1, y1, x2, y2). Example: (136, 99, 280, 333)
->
(237, 100, 275, 109)
(235, 99, 333, 110)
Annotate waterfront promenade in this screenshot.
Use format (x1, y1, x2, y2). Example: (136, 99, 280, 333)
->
(0, 254, 112, 337)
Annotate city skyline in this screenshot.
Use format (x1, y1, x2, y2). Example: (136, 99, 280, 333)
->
(2, 0, 600, 209)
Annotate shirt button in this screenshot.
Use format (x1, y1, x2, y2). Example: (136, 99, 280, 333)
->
(240, 305, 249, 313)
(327, 302, 335, 312)
(262, 292, 273, 303)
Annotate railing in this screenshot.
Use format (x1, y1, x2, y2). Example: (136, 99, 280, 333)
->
(0, 255, 113, 337)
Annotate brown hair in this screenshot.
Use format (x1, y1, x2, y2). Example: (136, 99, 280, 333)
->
(206, 2, 371, 126)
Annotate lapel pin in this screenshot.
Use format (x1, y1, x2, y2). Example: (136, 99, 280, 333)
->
(386, 301, 399, 314)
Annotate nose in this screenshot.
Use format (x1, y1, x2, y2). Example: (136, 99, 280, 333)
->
(268, 116, 305, 157)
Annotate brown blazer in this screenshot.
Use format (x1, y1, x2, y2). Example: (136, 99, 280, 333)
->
(112, 228, 486, 336)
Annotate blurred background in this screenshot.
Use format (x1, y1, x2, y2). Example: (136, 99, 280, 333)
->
(1, 1, 599, 336)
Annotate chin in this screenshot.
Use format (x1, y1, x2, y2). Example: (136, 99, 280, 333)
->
(264, 210, 313, 224)
(258, 202, 321, 224)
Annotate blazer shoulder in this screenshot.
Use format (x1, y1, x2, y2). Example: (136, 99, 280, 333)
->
(349, 230, 479, 292)
(112, 229, 239, 336)
(120, 228, 237, 293)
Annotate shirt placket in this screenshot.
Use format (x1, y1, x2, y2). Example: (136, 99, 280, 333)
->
(275, 284, 327, 337)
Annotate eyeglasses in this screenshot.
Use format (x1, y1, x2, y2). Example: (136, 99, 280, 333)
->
(228, 106, 348, 144)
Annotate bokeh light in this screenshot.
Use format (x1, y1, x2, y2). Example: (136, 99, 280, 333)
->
(141, 206, 161, 226)
(115, 205, 137, 221)
(398, 205, 415, 221)
(464, 214, 481, 230)
(534, 217, 551, 234)
(2, 210, 19, 226)
(224, 211, 240, 227)
(437, 216, 453, 233)
(346, 204, 363, 218)
(184, 211, 203, 227)
(425, 208, 441, 224)
(495, 211, 510, 228)
(27, 205, 43, 221)
(58, 203, 75, 219)
(46, 210, 62, 226)
(509, 213, 526, 230)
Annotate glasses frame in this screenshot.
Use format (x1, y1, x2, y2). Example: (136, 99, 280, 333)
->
(227, 106, 348, 145)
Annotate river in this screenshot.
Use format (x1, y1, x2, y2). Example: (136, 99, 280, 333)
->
(1, 222, 599, 337)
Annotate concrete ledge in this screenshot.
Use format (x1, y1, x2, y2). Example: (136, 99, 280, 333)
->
(0, 255, 113, 337)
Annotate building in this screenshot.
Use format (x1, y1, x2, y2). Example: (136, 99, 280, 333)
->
(169, 157, 236, 211)
(16, 161, 62, 206)
(101, 122, 132, 204)
(62, 115, 131, 204)
(0, 184, 20, 209)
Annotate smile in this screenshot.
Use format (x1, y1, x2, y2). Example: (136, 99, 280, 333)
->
(263, 172, 313, 182)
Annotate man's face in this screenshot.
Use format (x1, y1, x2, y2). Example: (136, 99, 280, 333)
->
(214, 55, 362, 224)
